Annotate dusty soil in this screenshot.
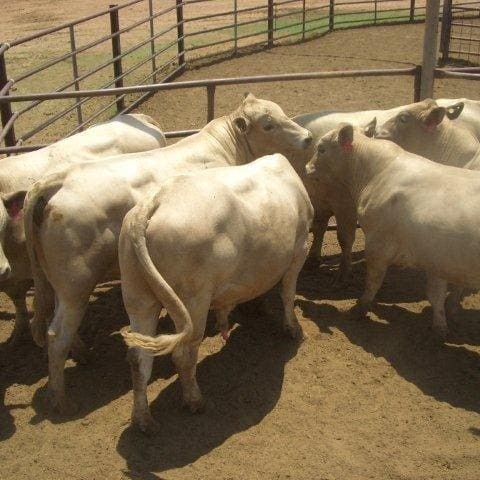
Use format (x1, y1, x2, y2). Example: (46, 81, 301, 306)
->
(1, 21, 480, 480)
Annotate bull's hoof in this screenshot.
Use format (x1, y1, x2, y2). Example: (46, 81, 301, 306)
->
(303, 256, 321, 271)
(48, 391, 78, 417)
(283, 322, 305, 341)
(183, 397, 206, 414)
(331, 270, 353, 289)
(349, 301, 370, 320)
(431, 323, 449, 342)
(70, 336, 90, 365)
(133, 413, 161, 435)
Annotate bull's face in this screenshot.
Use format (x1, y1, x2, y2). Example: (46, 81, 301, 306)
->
(305, 123, 354, 182)
(232, 94, 313, 159)
(0, 190, 27, 281)
(375, 99, 448, 149)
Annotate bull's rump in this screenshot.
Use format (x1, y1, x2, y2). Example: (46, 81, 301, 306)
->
(133, 158, 311, 308)
(362, 166, 480, 288)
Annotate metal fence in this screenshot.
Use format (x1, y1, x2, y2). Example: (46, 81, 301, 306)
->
(440, 0, 480, 64)
(0, 0, 433, 153)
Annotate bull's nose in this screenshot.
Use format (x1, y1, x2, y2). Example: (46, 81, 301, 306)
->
(0, 265, 11, 281)
(303, 134, 313, 149)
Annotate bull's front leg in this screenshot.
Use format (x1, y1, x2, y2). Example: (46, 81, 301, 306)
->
(426, 273, 449, 339)
(352, 243, 389, 319)
(4, 280, 32, 345)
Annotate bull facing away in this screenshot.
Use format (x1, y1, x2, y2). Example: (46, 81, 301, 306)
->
(120, 154, 313, 433)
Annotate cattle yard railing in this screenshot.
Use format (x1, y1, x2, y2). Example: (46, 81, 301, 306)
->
(0, 0, 446, 152)
(440, 0, 480, 64)
(0, 66, 422, 154)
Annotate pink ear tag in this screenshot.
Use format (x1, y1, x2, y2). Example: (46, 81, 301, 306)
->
(7, 203, 23, 220)
(341, 141, 353, 154)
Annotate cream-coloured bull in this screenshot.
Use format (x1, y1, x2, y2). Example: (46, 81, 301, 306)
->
(375, 98, 480, 168)
(306, 123, 480, 339)
(24, 94, 313, 414)
(0, 114, 165, 344)
(120, 154, 313, 432)
(293, 98, 479, 282)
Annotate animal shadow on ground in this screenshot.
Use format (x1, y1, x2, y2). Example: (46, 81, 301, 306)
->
(298, 298, 480, 414)
(28, 283, 172, 424)
(302, 249, 428, 305)
(116, 300, 301, 476)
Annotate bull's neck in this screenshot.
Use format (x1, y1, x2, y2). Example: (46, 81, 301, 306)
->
(421, 121, 479, 167)
(339, 138, 398, 208)
(201, 116, 255, 165)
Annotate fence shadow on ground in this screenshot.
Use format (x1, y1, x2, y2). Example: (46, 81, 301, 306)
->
(298, 298, 480, 414)
(116, 304, 301, 475)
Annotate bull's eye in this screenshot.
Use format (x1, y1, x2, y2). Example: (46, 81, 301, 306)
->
(318, 145, 326, 154)
(263, 123, 274, 132)
(399, 114, 408, 124)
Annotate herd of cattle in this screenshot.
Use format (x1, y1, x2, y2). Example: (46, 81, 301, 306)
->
(1, 93, 479, 433)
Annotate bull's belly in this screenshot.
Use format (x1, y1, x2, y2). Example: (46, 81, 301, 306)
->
(210, 263, 289, 309)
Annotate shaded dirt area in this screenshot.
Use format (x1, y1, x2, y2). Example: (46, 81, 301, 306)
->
(1, 22, 480, 480)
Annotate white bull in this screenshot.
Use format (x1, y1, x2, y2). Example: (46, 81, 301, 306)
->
(306, 123, 480, 339)
(120, 154, 313, 433)
(0, 114, 165, 344)
(23, 94, 313, 415)
(292, 98, 478, 283)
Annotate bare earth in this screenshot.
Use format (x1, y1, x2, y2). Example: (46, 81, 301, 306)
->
(1, 16, 480, 480)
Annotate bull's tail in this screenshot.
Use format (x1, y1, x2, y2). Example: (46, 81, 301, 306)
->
(23, 172, 66, 347)
(120, 190, 193, 356)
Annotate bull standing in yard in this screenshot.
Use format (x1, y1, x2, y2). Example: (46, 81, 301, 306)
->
(0, 114, 166, 344)
(305, 123, 480, 340)
(23, 94, 313, 415)
(120, 154, 313, 433)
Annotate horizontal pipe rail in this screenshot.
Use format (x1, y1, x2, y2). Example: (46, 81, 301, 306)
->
(0, 67, 419, 104)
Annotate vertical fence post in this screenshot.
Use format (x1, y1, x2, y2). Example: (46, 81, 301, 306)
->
(176, 0, 186, 68)
(234, 0, 238, 55)
(207, 85, 216, 123)
(0, 46, 16, 148)
(409, 0, 416, 22)
(374, 0, 378, 24)
(329, 0, 335, 31)
(440, 0, 453, 64)
(69, 26, 84, 130)
(109, 4, 125, 112)
(413, 65, 422, 102)
(267, 0, 274, 47)
(420, 0, 440, 100)
(148, 0, 157, 83)
(302, 0, 306, 40)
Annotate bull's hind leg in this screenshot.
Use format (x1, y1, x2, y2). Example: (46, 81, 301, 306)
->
(127, 304, 162, 434)
(333, 205, 357, 287)
(215, 306, 234, 340)
(445, 285, 465, 321)
(47, 299, 89, 415)
(280, 241, 309, 340)
(171, 296, 209, 414)
(426, 273, 449, 339)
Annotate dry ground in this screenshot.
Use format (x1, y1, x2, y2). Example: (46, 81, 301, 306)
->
(1, 18, 480, 480)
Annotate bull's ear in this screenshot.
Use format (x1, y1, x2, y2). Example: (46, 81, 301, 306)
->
(424, 106, 446, 128)
(243, 92, 256, 102)
(2, 190, 27, 219)
(363, 117, 377, 138)
(233, 116, 250, 134)
(337, 123, 354, 153)
(445, 101, 464, 120)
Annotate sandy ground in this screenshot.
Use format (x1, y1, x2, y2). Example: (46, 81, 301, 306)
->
(1, 20, 480, 480)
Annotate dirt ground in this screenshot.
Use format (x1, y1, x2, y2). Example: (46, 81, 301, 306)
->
(2, 21, 480, 480)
